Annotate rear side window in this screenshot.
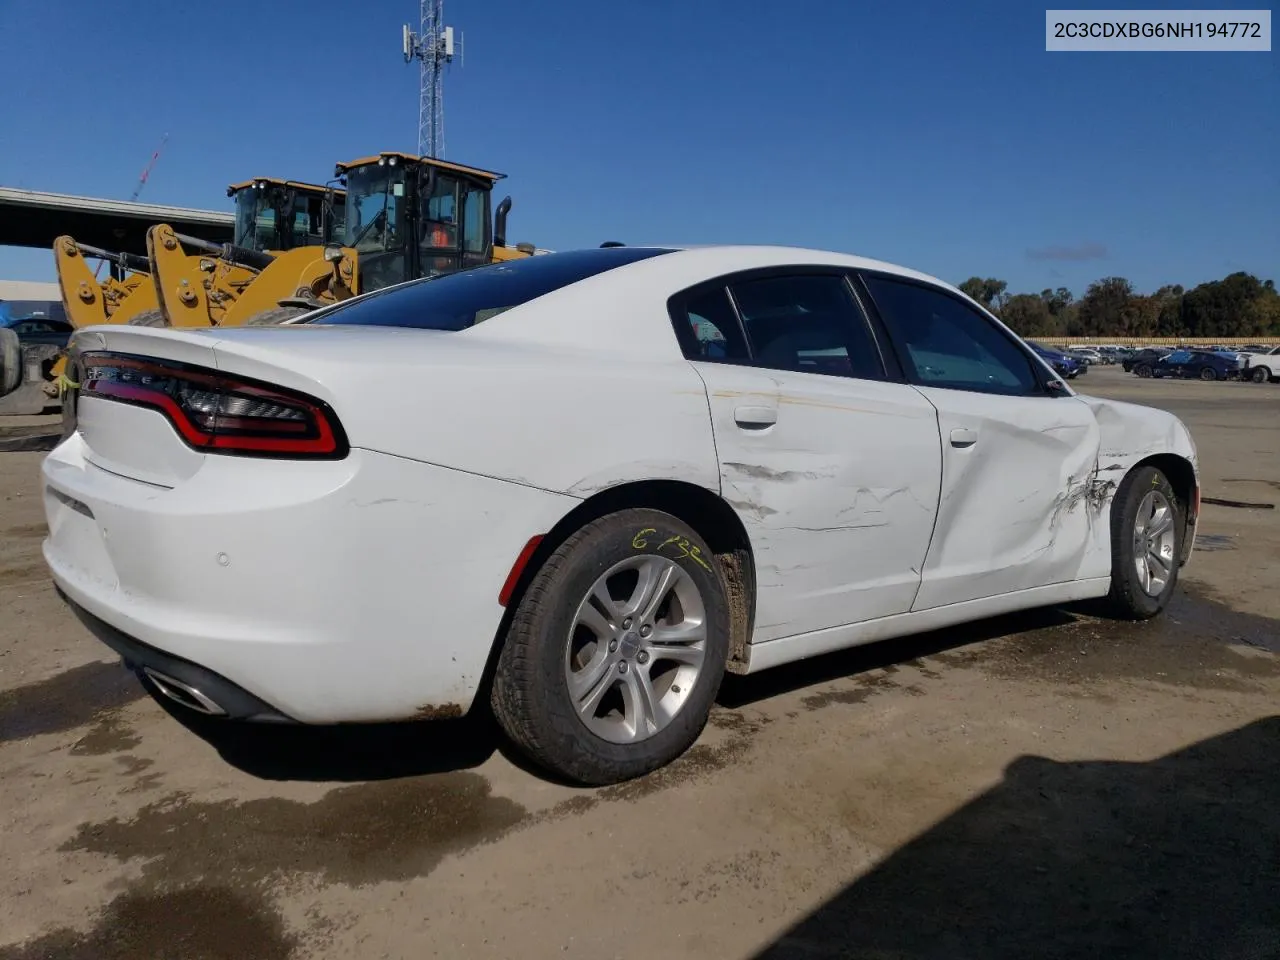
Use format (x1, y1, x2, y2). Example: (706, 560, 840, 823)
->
(310, 246, 674, 331)
(672, 287, 750, 361)
(730, 274, 885, 380)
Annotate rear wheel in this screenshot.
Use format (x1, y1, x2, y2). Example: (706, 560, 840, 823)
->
(1199, 365, 1218, 381)
(1103, 465, 1182, 620)
(0, 328, 20, 396)
(491, 508, 731, 786)
(1251, 366, 1271, 384)
(126, 308, 169, 328)
(243, 306, 309, 326)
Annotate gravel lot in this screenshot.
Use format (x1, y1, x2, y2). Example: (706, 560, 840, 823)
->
(1, 365, 1277, 960)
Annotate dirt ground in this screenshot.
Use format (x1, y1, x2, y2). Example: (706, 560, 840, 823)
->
(1, 365, 1277, 960)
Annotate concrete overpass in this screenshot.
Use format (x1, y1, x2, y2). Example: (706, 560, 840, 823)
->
(0, 187, 234, 258)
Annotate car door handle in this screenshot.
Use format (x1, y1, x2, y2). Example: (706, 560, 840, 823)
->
(950, 428, 978, 448)
(734, 405, 777, 429)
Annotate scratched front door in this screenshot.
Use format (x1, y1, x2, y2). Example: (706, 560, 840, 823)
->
(908, 385, 1102, 610)
(854, 271, 1105, 613)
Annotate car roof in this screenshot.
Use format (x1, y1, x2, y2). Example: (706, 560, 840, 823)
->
(642, 243, 954, 287)
(460, 244, 997, 362)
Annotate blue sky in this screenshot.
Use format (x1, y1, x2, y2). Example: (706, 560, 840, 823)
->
(0, 0, 1275, 296)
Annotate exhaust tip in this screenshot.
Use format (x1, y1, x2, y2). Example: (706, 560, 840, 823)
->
(141, 667, 228, 717)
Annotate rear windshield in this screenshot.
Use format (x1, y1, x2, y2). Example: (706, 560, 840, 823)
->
(309, 246, 674, 331)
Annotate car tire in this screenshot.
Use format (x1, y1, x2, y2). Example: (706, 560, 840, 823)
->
(1199, 365, 1218, 381)
(0, 328, 20, 397)
(491, 508, 731, 786)
(1135, 364, 1152, 378)
(1251, 366, 1271, 384)
(126, 308, 170, 328)
(1102, 465, 1182, 620)
(244, 305, 309, 326)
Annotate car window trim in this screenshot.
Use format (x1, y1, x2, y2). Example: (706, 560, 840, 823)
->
(854, 269, 1060, 398)
(666, 264, 898, 383)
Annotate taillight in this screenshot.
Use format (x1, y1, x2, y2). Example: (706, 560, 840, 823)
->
(79, 352, 347, 459)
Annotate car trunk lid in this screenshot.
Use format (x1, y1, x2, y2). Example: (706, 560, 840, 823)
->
(67, 327, 227, 487)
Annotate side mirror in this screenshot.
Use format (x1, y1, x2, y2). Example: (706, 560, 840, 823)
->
(1045, 378, 1070, 395)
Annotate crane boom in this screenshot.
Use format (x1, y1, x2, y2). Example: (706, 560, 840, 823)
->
(94, 133, 169, 280)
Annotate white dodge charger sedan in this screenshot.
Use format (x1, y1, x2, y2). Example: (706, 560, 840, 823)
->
(41, 245, 1199, 785)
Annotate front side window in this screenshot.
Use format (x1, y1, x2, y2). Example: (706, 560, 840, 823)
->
(862, 275, 1042, 395)
(730, 274, 884, 379)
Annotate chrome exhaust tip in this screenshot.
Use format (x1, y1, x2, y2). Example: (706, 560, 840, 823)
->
(141, 667, 228, 717)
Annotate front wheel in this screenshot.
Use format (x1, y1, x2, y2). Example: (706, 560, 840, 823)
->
(491, 508, 731, 785)
(1251, 366, 1271, 384)
(1135, 364, 1152, 378)
(1199, 365, 1218, 381)
(1103, 465, 1182, 620)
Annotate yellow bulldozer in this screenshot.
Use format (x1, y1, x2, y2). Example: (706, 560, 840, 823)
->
(53, 152, 535, 346)
(227, 151, 539, 325)
(141, 177, 348, 328)
(52, 237, 162, 328)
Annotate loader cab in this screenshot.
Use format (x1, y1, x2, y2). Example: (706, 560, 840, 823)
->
(227, 179, 348, 253)
(335, 152, 502, 294)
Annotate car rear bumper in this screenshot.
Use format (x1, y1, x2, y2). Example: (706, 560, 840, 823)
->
(57, 588, 294, 721)
(41, 430, 578, 723)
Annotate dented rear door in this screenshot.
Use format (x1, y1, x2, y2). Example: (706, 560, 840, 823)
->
(679, 271, 942, 644)
(698, 366, 943, 642)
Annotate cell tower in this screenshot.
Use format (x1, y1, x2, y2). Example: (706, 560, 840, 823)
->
(402, 0, 459, 158)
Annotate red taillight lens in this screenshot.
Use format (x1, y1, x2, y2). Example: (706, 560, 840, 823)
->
(79, 352, 347, 459)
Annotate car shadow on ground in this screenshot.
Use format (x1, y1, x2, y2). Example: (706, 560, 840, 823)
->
(157, 604, 1087, 785)
(717, 604, 1082, 708)
(148, 683, 506, 783)
(751, 716, 1280, 960)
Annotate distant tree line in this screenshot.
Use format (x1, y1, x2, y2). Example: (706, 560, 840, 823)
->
(957, 271, 1280, 340)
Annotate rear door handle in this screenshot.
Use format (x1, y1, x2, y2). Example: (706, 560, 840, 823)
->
(734, 405, 777, 429)
(950, 428, 978, 448)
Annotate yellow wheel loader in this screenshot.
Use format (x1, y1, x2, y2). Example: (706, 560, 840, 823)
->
(144, 178, 348, 328)
(45, 237, 165, 392)
(53, 237, 161, 328)
(235, 152, 539, 325)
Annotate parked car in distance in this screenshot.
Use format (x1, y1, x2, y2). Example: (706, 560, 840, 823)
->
(1124, 348, 1168, 376)
(1069, 347, 1102, 365)
(41, 243, 1201, 786)
(1237, 344, 1280, 383)
(1150, 349, 1243, 381)
(1028, 341, 1085, 379)
(0, 314, 73, 349)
